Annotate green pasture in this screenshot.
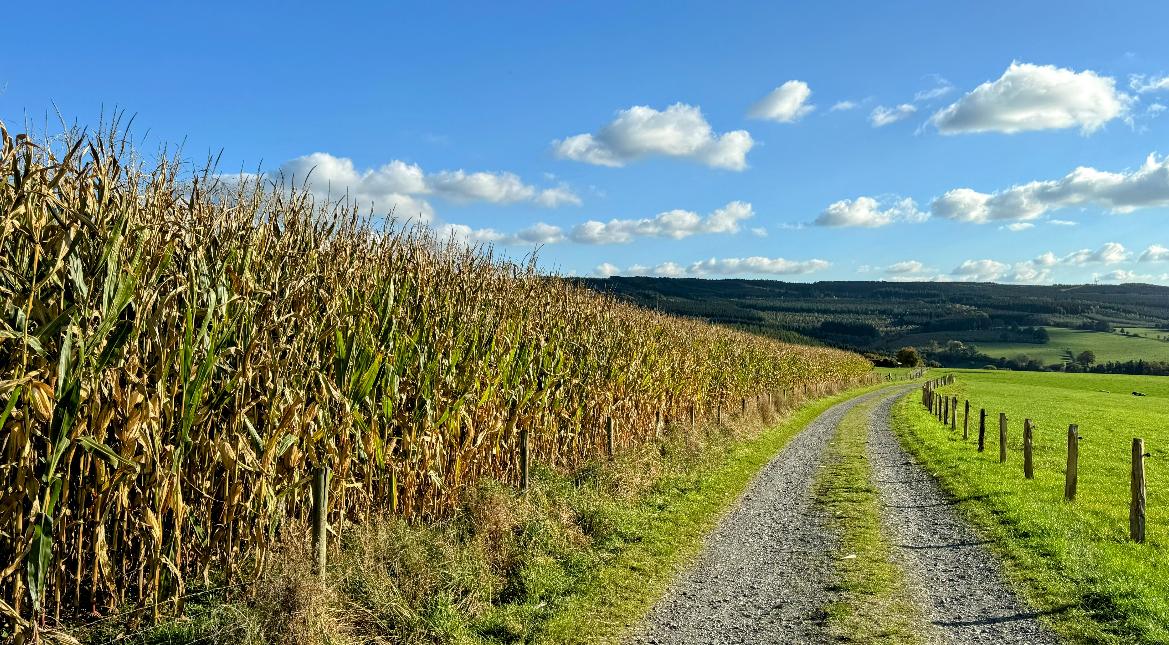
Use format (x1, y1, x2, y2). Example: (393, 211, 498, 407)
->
(975, 326, 1169, 365)
(894, 369, 1169, 643)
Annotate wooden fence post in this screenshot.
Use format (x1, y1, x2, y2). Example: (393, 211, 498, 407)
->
(655, 409, 662, 437)
(1132, 438, 1146, 543)
(1065, 425, 1079, 502)
(963, 400, 970, 440)
(950, 397, 957, 431)
(689, 403, 696, 431)
(999, 413, 1008, 464)
(741, 397, 747, 417)
(606, 416, 616, 459)
(978, 409, 986, 452)
(519, 426, 530, 492)
(717, 400, 723, 425)
(1023, 419, 1034, 479)
(311, 465, 330, 577)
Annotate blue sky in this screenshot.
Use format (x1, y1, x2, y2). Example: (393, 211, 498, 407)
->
(6, 1, 1169, 284)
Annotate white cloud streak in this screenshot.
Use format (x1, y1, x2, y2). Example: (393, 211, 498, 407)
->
(870, 104, 917, 127)
(277, 152, 580, 222)
(930, 154, 1169, 223)
(571, 201, 755, 244)
(597, 256, 831, 278)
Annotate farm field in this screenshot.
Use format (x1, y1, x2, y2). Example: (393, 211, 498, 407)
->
(974, 326, 1169, 365)
(895, 369, 1169, 642)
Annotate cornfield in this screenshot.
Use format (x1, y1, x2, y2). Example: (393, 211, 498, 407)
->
(0, 122, 873, 641)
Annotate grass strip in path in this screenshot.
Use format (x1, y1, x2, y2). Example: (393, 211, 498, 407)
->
(814, 394, 925, 645)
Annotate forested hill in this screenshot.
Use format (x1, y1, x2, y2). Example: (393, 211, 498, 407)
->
(576, 277, 1169, 369)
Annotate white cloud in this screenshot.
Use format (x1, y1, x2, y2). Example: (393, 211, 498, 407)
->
(886, 260, 928, 275)
(1130, 74, 1169, 93)
(571, 201, 754, 244)
(1002, 222, 1035, 231)
(652, 262, 687, 277)
(438, 222, 565, 247)
(815, 196, 927, 227)
(276, 152, 579, 221)
(594, 262, 620, 277)
(750, 226, 769, 238)
(831, 100, 858, 112)
(597, 256, 831, 278)
(870, 104, 917, 127)
(952, 259, 1011, 282)
(688, 256, 831, 276)
(930, 62, 1130, 134)
(930, 154, 1169, 223)
(1049, 219, 1078, 226)
(1139, 244, 1169, 262)
(1096, 269, 1143, 283)
(553, 103, 754, 170)
(749, 80, 815, 123)
(1038, 242, 1130, 266)
(914, 76, 954, 102)
(429, 170, 567, 205)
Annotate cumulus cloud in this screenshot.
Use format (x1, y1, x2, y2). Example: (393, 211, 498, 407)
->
(930, 154, 1169, 223)
(749, 80, 815, 122)
(870, 104, 917, 127)
(952, 259, 1011, 282)
(885, 260, 928, 275)
(571, 201, 755, 244)
(1033, 242, 1130, 267)
(930, 62, 1131, 134)
(1002, 222, 1035, 231)
(553, 103, 754, 170)
(831, 100, 859, 112)
(1139, 244, 1169, 262)
(594, 262, 621, 277)
(437, 222, 565, 247)
(276, 152, 580, 221)
(815, 196, 927, 227)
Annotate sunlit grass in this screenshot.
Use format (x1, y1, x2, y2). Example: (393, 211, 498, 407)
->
(895, 369, 1169, 643)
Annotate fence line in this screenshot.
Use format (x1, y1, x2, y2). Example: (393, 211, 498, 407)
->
(918, 376, 1147, 543)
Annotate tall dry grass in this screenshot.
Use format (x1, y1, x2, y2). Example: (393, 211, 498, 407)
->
(0, 121, 873, 641)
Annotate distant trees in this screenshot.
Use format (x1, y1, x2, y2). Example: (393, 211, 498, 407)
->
(1076, 350, 1097, 367)
(1078, 320, 1114, 333)
(896, 346, 922, 367)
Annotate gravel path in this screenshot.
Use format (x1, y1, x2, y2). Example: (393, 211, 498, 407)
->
(866, 390, 1062, 644)
(630, 389, 890, 645)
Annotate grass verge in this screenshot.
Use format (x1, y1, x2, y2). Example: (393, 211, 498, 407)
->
(893, 370, 1169, 644)
(816, 396, 924, 644)
(83, 382, 896, 645)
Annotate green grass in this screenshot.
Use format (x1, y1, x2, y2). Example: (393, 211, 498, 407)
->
(894, 369, 1169, 643)
(975, 327, 1169, 365)
(817, 399, 923, 644)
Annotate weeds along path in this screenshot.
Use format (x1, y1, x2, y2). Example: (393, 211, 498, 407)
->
(866, 391, 1062, 644)
(630, 388, 893, 645)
